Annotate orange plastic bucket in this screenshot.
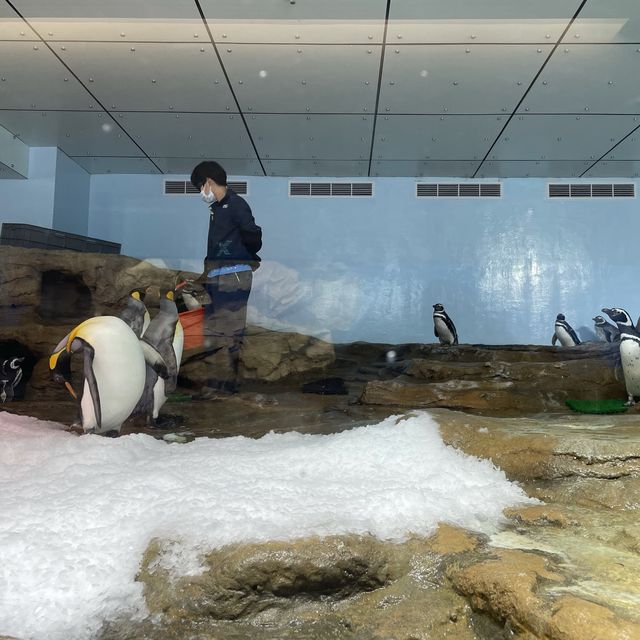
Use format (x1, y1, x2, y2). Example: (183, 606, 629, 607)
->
(179, 307, 204, 350)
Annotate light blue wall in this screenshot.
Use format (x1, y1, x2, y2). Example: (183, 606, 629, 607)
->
(52, 150, 90, 235)
(88, 174, 640, 345)
(0, 147, 57, 227)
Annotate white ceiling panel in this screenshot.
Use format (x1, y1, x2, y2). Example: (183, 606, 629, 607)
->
(0, 121, 28, 176)
(371, 160, 479, 177)
(372, 115, 505, 160)
(521, 45, 640, 113)
(10, 0, 205, 42)
(1, 2, 637, 177)
(584, 160, 640, 177)
(220, 44, 380, 113)
(0, 42, 94, 110)
(379, 45, 552, 114)
(489, 115, 639, 161)
(604, 128, 640, 160)
(201, 0, 386, 44)
(563, 0, 640, 43)
(264, 160, 369, 177)
(69, 156, 159, 174)
(0, 2, 38, 40)
(56, 42, 236, 112)
(153, 157, 264, 175)
(478, 160, 592, 177)
(247, 115, 372, 160)
(117, 112, 256, 159)
(0, 110, 144, 156)
(0, 162, 26, 179)
(388, 0, 581, 44)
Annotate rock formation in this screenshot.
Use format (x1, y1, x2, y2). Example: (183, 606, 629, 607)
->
(0, 246, 335, 396)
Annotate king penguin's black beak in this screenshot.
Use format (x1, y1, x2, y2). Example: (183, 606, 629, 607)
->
(50, 349, 76, 399)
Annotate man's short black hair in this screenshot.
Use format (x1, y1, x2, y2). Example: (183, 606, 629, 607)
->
(190, 161, 227, 190)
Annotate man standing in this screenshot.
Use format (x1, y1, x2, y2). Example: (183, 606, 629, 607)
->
(190, 161, 262, 396)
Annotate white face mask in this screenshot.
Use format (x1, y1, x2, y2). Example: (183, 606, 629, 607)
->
(200, 187, 216, 204)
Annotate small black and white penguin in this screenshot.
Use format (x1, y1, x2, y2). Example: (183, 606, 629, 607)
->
(49, 316, 158, 435)
(119, 289, 151, 338)
(551, 314, 581, 346)
(592, 315, 620, 343)
(136, 290, 182, 425)
(433, 303, 458, 345)
(602, 307, 640, 405)
(0, 357, 24, 403)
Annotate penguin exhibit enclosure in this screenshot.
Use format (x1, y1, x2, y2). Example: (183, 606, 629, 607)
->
(4, 1, 640, 639)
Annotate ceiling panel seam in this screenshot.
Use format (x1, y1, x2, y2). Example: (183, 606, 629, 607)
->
(2, 0, 163, 173)
(471, 0, 589, 179)
(367, 0, 392, 177)
(193, 0, 265, 176)
(579, 122, 640, 177)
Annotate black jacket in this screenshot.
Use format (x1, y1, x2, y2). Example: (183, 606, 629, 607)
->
(205, 188, 262, 272)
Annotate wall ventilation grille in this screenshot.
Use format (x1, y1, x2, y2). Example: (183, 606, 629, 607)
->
(416, 183, 501, 197)
(548, 183, 635, 198)
(289, 182, 373, 197)
(164, 180, 248, 195)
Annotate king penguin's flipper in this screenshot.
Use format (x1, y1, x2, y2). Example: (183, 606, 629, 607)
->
(81, 341, 102, 431)
(140, 341, 169, 379)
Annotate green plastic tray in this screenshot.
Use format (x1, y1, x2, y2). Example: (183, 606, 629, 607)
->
(565, 399, 628, 414)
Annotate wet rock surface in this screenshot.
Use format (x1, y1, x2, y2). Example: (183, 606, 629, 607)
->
(359, 343, 623, 414)
(90, 406, 640, 640)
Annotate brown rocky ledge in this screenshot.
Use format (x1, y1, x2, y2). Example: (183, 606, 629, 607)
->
(358, 343, 623, 415)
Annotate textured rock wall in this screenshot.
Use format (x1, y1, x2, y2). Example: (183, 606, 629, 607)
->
(0, 246, 334, 391)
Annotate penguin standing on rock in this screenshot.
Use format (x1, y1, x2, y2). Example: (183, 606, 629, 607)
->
(552, 314, 581, 346)
(593, 315, 620, 343)
(602, 307, 640, 405)
(433, 303, 458, 345)
(136, 290, 181, 426)
(49, 316, 155, 436)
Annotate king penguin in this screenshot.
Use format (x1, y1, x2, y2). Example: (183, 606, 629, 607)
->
(602, 307, 640, 405)
(137, 290, 182, 424)
(433, 303, 458, 345)
(551, 314, 581, 346)
(49, 316, 150, 435)
(119, 289, 151, 338)
(593, 315, 620, 343)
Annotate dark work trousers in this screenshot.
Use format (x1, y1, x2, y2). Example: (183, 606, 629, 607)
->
(203, 270, 252, 390)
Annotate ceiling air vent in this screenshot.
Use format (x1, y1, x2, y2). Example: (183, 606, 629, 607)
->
(164, 180, 188, 195)
(228, 181, 248, 195)
(289, 182, 373, 197)
(416, 183, 501, 197)
(548, 183, 635, 198)
(614, 183, 635, 197)
(164, 180, 248, 195)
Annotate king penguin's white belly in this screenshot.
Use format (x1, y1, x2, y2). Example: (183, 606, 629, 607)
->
(152, 377, 166, 420)
(620, 338, 640, 397)
(173, 321, 184, 373)
(435, 317, 454, 344)
(80, 317, 146, 432)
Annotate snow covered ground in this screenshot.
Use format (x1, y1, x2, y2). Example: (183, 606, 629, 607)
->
(0, 411, 534, 640)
